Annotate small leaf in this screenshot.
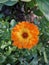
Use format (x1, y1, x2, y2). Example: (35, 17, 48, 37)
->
(10, 19, 17, 28)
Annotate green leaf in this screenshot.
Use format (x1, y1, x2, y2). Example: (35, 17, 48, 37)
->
(26, 0, 35, 9)
(43, 48, 48, 64)
(0, 0, 8, 3)
(10, 19, 17, 28)
(4, 0, 18, 6)
(36, 0, 49, 21)
(0, 55, 6, 63)
(5, 46, 12, 56)
(6, 64, 11, 65)
(21, 0, 31, 2)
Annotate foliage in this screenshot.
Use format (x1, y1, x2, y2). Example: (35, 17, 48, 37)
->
(0, 0, 49, 65)
(36, 0, 49, 21)
(0, 0, 18, 6)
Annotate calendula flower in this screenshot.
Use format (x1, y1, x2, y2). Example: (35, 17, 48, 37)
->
(11, 21, 39, 49)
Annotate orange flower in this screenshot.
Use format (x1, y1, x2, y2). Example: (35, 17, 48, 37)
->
(11, 21, 39, 49)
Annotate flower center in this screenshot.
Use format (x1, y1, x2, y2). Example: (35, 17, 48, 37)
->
(22, 32, 28, 39)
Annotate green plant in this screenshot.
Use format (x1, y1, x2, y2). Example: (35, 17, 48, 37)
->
(0, 0, 49, 65)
